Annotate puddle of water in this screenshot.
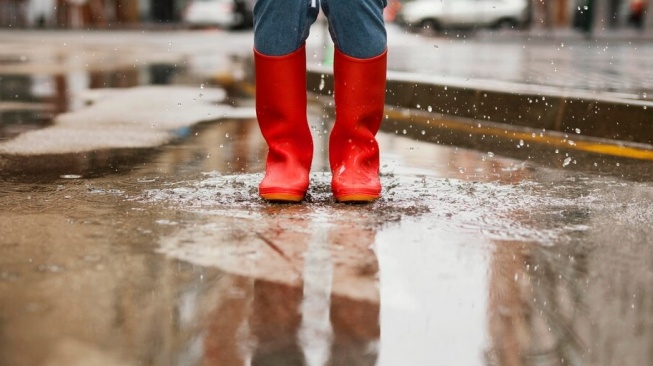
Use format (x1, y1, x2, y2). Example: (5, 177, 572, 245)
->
(0, 62, 186, 140)
(113, 119, 652, 365)
(2, 114, 653, 365)
(376, 219, 490, 365)
(0, 43, 261, 183)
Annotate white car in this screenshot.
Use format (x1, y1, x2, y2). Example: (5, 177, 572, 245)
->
(397, 0, 529, 32)
(182, 0, 254, 30)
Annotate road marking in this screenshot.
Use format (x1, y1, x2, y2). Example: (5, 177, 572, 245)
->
(385, 109, 653, 161)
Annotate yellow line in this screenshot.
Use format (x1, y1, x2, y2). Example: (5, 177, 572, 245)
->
(386, 109, 653, 161)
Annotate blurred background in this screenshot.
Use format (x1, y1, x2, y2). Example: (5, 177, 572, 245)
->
(0, 0, 650, 34)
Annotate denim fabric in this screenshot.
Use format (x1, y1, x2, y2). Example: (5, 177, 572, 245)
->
(254, 0, 386, 59)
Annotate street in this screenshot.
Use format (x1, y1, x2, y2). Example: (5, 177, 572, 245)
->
(1, 26, 653, 365)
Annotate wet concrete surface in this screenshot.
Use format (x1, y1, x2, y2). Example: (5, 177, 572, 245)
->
(3, 109, 653, 365)
(2, 29, 653, 366)
(386, 25, 653, 97)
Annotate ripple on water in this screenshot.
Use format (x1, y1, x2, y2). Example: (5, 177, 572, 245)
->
(129, 171, 610, 245)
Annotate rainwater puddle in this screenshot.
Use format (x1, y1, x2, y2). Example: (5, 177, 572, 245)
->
(0, 42, 258, 183)
(79, 121, 649, 365)
(0, 62, 183, 141)
(2, 112, 653, 365)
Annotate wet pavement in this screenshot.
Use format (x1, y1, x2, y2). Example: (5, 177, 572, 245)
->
(1, 28, 653, 366)
(386, 26, 653, 97)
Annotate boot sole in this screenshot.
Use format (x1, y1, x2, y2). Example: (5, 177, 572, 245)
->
(335, 193, 379, 203)
(260, 192, 305, 202)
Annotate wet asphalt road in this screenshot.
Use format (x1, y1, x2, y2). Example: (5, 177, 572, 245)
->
(1, 28, 653, 366)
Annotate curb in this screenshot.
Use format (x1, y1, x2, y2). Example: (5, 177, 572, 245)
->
(307, 66, 653, 146)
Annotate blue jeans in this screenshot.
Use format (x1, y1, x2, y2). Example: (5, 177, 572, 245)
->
(254, 0, 387, 59)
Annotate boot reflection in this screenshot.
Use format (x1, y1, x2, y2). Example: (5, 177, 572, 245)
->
(203, 276, 254, 366)
(327, 222, 380, 366)
(201, 210, 380, 365)
(250, 280, 307, 366)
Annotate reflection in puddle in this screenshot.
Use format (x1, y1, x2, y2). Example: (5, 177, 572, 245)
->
(0, 87, 255, 182)
(152, 202, 381, 365)
(376, 219, 489, 365)
(486, 239, 586, 365)
(0, 63, 184, 141)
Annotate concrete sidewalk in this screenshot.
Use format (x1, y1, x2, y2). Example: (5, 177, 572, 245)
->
(384, 24, 653, 97)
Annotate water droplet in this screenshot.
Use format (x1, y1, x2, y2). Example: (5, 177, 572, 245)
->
(563, 157, 572, 167)
(225, 133, 230, 138)
(575, 128, 581, 134)
(427, 105, 433, 112)
(487, 152, 494, 157)
(459, 167, 466, 173)
(402, 129, 407, 135)
(177, 103, 182, 107)
(421, 130, 426, 135)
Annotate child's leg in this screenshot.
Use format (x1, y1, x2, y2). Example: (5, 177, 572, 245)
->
(252, 0, 321, 201)
(254, 0, 320, 56)
(322, 0, 388, 202)
(320, 0, 387, 58)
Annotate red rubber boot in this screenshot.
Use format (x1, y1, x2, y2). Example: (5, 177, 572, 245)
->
(255, 46, 313, 202)
(330, 48, 387, 202)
